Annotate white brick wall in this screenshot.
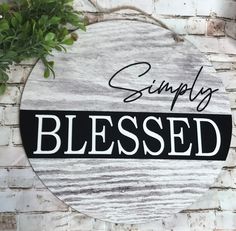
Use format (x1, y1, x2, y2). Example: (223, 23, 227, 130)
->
(196, 0, 236, 19)
(185, 36, 236, 55)
(11, 128, 22, 146)
(0, 0, 236, 230)
(226, 21, 236, 39)
(0, 127, 11, 146)
(7, 65, 32, 84)
(0, 107, 4, 125)
(0, 147, 29, 167)
(153, 0, 196, 16)
(93, 0, 154, 13)
(0, 87, 21, 105)
(4, 107, 19, 125)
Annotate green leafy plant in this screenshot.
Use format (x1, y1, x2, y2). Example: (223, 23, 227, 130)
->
(0, 0, 86, 94)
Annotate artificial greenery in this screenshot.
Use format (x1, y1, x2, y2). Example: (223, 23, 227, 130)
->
(0, 0, 86, 95)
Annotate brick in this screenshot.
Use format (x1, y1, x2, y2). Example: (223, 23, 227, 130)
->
(106, 223, 140, 231)
(0, 167, 44, 189)
(94, 0, 154, 14)
(207, 19, 226, 37)
(233, 63, 236, 70)
(153, 0, 196, 17)
(212, 62, 233, 71)
(218, 189, 236, 210)
(7, 65, 32, 84)
(44, 213, 69, 231)
(215, 211, 236, 230)
(0, 107, 3, 125)
(0, 87, 21, 105)
(0, 169, 8, 189)
(187, 189, 236, 212)
(92, 219, 106, 231)
(213, 169, 236, 189)
(12, 128, 22, 145)
(229, 92, 236, 109)
(187, 211, 216, 231)
(8, 168, 38, 189)
(0, 189, 68, 212)
(156, 18, 188, 35)
(137, 220, 164, 231)
(0, 214, 16, 231)
(230, 127, 236, 147)
(185, 36, 236, 55)
(163, 213, 190, 231)
(214, 229, 236, 231)
(224, 148, 236, 168)
(18, 212, 72, 231)
(187, 17, 206, 35)
(160, 17, 206, 35)
(0, 146, 29, 167)
(226, 21, 236, 39)
(233, 110, 236, 127)
(18, 214, 45, 231)
(217, 71, 236, 90)
(207, 54, 236, 63)
(196, 0, 236, 19)
(4, 107, 19, 125)
(69, 213, 95, 231)
(0, 127, 11, 146)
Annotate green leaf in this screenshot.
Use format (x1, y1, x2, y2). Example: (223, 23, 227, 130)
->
(3, 51, 18, 61)
(11, 17, 18, 28)
(37, 29, 44, 40)
(64, 0, 74, 3)
(0, 20, 9, 32)
(39, 15, 49, 26)
(45, 32, 55, 41)
(0, 83, 6, 95)
(71, 32, 78, 41)
(62, 38, 74, 45)
(47, 61, 54, 68)
(58, 27, 69, 39)
(0, 3, 10, 14)
(78, 23, 86, 31)
(22, 21, 31, 35)
(55, 46, 62, 51)
(48, 16, 61, 25)
(0, 71, 9, 82)
(13, 12, 23, 24)
(44, 68, 50, 78)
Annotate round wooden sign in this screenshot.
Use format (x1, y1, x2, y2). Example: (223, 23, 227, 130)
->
(20, 20, 232, 224)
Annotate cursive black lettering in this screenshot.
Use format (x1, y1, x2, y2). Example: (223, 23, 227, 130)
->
(108, 62, 219, 112)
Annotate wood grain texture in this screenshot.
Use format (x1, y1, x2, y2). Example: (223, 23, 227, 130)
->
(30, 158, 223, 224)
(20, 20, 231, 224)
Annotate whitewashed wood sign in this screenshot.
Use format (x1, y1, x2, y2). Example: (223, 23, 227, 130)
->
(20, 20, 232, 224)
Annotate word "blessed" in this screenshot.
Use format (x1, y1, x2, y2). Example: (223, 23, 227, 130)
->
(26, 112, 228, 160)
